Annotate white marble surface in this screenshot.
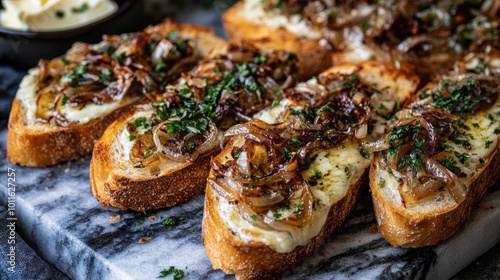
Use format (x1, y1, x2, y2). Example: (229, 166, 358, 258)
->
(1, 124, 499, 280)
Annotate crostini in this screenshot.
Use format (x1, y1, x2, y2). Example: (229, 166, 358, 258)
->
(224, 0, 500, 79)
(368, 52, 500, 247)
(90, 41, 299, 212)
(202, 61, 419, 279)
(7, 20, 225, 167)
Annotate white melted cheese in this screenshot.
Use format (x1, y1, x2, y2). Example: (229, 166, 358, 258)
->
(0, 0, 117, 31)
(217, 143, 370, 253)
(119, 110, 155, 161)
(59, 100, 122, 123)
(16, 69, 39, 125)
(16, 68, 125, 125)
(240, 0, 322, 40)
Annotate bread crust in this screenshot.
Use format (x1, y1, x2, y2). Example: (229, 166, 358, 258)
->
(223, 2, 332, 80)
(7, 22, 225, 167)
(89, 109, 216, 212)
(7, 98, 137, 167)
(370, 141, 500, 248)
(202, 169, 368, 280)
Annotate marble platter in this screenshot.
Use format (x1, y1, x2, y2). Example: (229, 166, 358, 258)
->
(1, 123, 499, 280)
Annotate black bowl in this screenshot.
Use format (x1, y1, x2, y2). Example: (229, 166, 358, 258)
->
(0, 0, 144, 69)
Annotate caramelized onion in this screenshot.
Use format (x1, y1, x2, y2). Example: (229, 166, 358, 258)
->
(152, 119, 188, 162)
(244, 192, 284, 208)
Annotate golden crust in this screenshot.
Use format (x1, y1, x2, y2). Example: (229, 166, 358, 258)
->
(202, 170, 368, 280)
(223, 2, 332, 80)
(89, 109, 215, 212)
(7, 98, 137, 167)
(7, 22, 225, 167)
(370, 141, 500, 248)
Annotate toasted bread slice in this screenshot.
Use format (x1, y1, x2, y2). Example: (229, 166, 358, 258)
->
(202, 61, 419, 279)
(7, 21, 225, 167)
(90, 41, 300, 212)
(225, 1, 499, 83)
(223, 1, 332, 80)
(369, 57, 500, 247)
(90, 108, 218, 212)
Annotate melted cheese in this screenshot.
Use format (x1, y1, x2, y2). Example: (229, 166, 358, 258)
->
(119, 110, 155, 161)
(240, 0, 322, 40)
(16, 68, 124, 125)
(59, 101, 122, 123)
(0, 0, 117, 31)
(380, 92, 500, 212)
(16, 69, 39, 125)
(217, 143, 370, 253)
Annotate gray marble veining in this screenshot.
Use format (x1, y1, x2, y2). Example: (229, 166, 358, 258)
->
(1, 124, 499, 280)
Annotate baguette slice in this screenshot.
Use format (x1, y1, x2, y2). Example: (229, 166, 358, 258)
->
(203, 61, 419, 279)
(223, 1, 332, 80)
(7, 21, 225, 167)
(369, 55, 500, 247)
(90, 41, 300, 212)
(225, 1, 500, 82)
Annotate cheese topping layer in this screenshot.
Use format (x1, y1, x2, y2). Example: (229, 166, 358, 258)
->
(216, 142, 369, 253)
(16, 68, 122, 126)
(379, 85, 500, 212)
(240, 0, 322, 40)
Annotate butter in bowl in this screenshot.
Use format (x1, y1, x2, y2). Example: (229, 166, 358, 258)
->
(0, 0, 143, 69)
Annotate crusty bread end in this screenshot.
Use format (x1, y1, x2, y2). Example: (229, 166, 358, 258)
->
(370, 141, 500, 248)
(223, 2, 332, 80)
(203, 170, 367, 280)
(7, 98, 137, 167)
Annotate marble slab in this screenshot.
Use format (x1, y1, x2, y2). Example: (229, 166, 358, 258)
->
(1, 123, 499, 280)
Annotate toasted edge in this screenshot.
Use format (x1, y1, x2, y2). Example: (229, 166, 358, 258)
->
(7, 22, 225, 167)
(89, 109, 216, 212)
(202, 169, 368, 279)
(370, 141, 500, 248)
(223, 2, 332, 80)
(7, 98, 138, 167)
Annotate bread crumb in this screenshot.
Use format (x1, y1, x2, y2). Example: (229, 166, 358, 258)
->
(369, 224, 378, 233)
(109, 214, 121, 223)
(149, 215, 157, 221)
(64, 168, 70, 173)
(139, 237, 152, 244)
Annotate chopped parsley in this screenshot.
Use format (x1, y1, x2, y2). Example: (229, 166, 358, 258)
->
(308, 171, 322, 186)
(71, 3, 89, 13)
(358, 148, 370, 159)
(61, 95, 69, 106)
(161, 217, 177, 230)
(378, 178, 386, 187)
(271, 100, 280, 107)
(299, 154, 317, 170)
(61, 64, 88, 88)
(100, 68, 113, 83)
(182, 142, 196, 154)
(440, 156, 466, 178)
(55, 10, 65, 18)
(282, 147, 293, 161)
(128, 134, 137, 141)
(144, 149, 153, 159)
(432, 77, 481, 113)
(131, 117, 147, 130)
(288, 138, 302, 148)
(485, 140, 494, 149)
(137, 219, 145, 226)
(396, 136, 425, 176)
(157, 266, 187, 280)
(250, 214, 258, 221)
